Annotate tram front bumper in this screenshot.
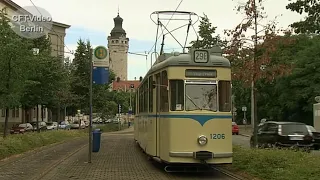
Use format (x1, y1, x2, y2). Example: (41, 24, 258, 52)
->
(169, 151, 233, 160)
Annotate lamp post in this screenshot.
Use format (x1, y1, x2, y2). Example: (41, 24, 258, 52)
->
(33, 48, 40, 133)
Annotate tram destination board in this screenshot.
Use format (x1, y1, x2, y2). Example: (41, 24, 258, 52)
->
(185, 69, 217, 78)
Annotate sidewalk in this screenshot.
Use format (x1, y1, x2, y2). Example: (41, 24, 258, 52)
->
(0, 137, 87, 180)
(238, 125, 252, 137)
(40, 127, 175, 180)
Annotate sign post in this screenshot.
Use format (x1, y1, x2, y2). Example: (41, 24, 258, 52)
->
(88, 46, 109, 163)
(118, 104, 122, 130)
(242, 106, 247, 130)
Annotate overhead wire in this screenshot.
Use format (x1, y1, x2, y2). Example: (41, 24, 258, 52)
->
(147, 0, 184, 55)
(29, 0, 73, 55)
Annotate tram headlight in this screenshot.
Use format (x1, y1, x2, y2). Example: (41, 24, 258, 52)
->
(197, 135, 207, 145)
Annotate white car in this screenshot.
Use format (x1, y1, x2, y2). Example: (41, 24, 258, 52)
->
(70, 121, 86, 129)
(46, 122, 58, 130)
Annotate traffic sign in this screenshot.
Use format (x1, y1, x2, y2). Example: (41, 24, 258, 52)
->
(242, 106, 247, 112)
(94, 46, 108, 60)
(92, 67, 109, 85)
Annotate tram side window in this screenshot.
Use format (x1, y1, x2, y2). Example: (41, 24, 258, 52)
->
(143, 80, 148, 112)
(138, 88, 142, 113)
(160, 71, 169, 112)
(170, 80, 184, 111)
(219, 81, 231, 112)
(136, 91, 139, 114)
(149, 76, 153, 112)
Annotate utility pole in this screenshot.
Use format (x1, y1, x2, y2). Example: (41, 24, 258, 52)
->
(252, 0, 259, 147)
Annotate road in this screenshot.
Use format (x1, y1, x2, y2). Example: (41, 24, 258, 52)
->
(232, 134, 320, 155)
(0, 127, 239, 180)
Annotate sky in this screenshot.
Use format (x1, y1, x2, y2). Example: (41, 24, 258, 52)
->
(13, 0, 305, 80)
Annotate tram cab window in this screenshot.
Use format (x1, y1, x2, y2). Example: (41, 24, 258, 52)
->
(160, 71, 169, 112)
(185, 83, 217, 111)
(218, 81, 231, 112)
(170, 80, 184, 111)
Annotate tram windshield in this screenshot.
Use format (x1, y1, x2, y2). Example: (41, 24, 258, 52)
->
(185, 84, 217, 111)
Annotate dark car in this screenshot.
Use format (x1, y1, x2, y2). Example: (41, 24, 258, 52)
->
(306, 125, 320, 150)
(250, 121, 313, 151)
(10, 123, 33, 134)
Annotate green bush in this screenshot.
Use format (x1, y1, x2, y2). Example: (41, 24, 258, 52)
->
(0, 130, 87, 160)
(230, 145, 320, 180)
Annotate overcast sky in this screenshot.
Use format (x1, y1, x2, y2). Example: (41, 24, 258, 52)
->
(14, 0, 304, 80)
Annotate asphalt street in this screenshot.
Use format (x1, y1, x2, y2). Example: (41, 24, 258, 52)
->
(232, 134, 320, 156)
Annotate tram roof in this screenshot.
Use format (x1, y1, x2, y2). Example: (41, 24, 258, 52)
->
(145, 48, 231, 77)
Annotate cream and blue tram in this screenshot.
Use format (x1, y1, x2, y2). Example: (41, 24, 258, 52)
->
(134, 47, 232, 171)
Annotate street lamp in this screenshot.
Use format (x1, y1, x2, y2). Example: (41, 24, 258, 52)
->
(33, 48, 40, 133)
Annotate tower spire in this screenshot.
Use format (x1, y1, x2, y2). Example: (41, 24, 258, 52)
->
(118, 5, 119, 15)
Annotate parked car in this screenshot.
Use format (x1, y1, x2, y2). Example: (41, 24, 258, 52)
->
(10, 123, 33, 134)
(31, 121, 47, 131)
(46, 122, 58, 130)
(58, 121, 71, 130)
(70, 121, 86, 129)
(232, 122, 239, 135)
(306, 125, 320, 150)
(250, 121, 313, 151)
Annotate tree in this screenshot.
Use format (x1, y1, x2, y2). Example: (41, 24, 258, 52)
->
(0, 11, 33, 137)
(190, 13, 226, 49)
(224, 0, 294, 146)
(70, 39, 91, 113)
(286, 0, 320, 34)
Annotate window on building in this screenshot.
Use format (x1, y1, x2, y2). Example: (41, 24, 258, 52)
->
(170, 80, 184, 111)
(121, 41, 124, 43)
(12, 109, 15, 118)
(116, 40, 119, 43)
(33, 108, 36, 118)
(149, 76, 153, 112)
(112, 40, 114, 43)
(160, 71, 169, 112)
(16, 108, 19, 118)
(43, 108, 46, 118)
(124, 41, 127, 44)
(219, 81, 231, 112)
(1, 109, 5, 117)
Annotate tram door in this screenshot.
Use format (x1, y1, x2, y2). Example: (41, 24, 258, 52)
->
(155, 73, 161, 157)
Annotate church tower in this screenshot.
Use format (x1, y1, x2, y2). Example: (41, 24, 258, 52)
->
(108, 12, 129, 81)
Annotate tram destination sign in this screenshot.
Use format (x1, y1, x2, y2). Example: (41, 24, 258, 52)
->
(185, 69, 217, 78)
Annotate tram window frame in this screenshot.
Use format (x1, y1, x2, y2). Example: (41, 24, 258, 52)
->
(160, 71, 169, 112)
(218, 80, 231, 112)
(149, 76, 153, 112)
(169, 80, 184, 111)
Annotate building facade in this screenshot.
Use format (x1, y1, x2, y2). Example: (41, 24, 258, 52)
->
(107, 13, 129, 81)
(0, 0, 70, 127)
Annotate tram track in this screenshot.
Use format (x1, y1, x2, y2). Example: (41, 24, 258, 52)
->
(212, 166, 246, 180)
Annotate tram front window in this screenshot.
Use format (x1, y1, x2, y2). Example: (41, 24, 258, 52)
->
(185, 84, 217, 111)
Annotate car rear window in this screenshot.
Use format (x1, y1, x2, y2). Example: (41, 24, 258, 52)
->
(281, 124, 309, 135)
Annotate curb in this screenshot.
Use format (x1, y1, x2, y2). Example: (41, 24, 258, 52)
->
(239, 134, 250, 137)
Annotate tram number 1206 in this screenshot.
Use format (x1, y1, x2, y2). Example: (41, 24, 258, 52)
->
(210, 134, 225, 139)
